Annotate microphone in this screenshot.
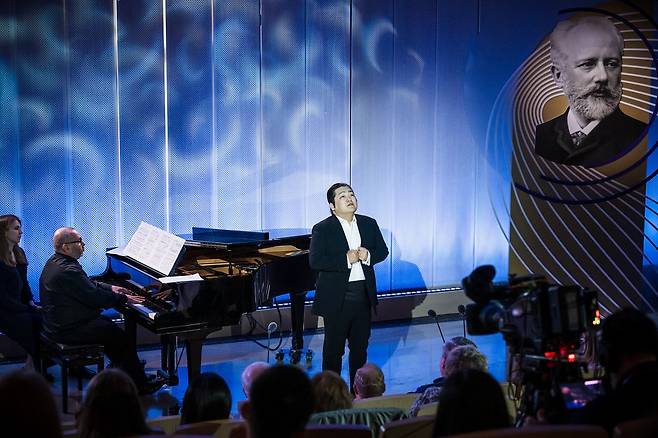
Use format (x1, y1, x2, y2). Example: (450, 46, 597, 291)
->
(427, 309, 445, 343)
(266, 321, 278, 363)
(457, 305, 467, 337)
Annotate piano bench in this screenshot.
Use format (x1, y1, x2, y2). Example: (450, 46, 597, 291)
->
(39, 332, 105, 414)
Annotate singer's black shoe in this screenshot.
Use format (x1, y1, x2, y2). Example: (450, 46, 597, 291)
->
(138, 376, 166, 395)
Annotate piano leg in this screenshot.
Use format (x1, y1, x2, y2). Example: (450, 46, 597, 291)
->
(124, 314, 137, 353)
(290, 291, 306, 350)
(184, 333, 209, 384)
(160, 337, 169, 371)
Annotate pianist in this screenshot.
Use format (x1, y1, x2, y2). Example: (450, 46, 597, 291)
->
(39, 227, 165, 395)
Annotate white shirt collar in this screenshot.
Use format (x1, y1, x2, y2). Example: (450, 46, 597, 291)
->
(567, 109, 600, 136)
(336, 215, 357, 226)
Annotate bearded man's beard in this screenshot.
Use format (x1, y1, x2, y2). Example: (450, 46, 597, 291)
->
(565, 79, 622, 122)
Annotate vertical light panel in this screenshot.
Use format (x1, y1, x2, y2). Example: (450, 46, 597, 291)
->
(388, 0, 437, 291)
(0, 0, 21, 218)
(15, 0, 70, 292)
(304, 0, 352, 227)
(162, 0, 170, 232)
(430, 0, 480, 286)
(66, 0, 120, 276)
(166, 0, 214, 235)
(351, 0, 395, 292)
(116, 0, 167, 239)
(213, 0, 262, 230)
(113, 0, 123, 244)
(260, 0, 308, 230)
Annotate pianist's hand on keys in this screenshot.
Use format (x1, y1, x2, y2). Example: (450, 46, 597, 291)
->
(111, 285, 146, 304)
(125, 294, 145, 304)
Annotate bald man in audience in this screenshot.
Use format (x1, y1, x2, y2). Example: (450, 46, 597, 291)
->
(353, 363, 386, 400)
(241, 361, 269, 399)
(40, 227, 164, 395)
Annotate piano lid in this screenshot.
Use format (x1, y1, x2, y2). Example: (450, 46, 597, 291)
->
(191, 227, 269, 243)
(106, 227, 312, 281)
(177, 227, 311, 251)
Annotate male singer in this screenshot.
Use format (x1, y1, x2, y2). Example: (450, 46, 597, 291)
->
(310, 183, 388, 387)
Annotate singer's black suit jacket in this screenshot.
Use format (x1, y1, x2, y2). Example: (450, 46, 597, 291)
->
(309, 214, 388, 317)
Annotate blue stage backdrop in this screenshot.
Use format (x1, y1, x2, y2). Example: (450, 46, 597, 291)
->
(0, 0, 656, 308)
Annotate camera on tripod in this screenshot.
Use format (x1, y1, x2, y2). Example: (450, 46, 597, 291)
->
(461, 265, 601, 423)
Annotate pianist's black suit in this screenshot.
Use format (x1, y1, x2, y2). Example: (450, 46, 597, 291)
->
(39, 253, 147, 386)
(310, 214, 388, 386)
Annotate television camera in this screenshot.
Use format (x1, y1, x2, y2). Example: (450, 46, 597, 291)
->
(462, 265, 600, 424)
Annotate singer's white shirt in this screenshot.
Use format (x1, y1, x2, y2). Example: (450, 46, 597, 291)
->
(336, 215, 369, 282)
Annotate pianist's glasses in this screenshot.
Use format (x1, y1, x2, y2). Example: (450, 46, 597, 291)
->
(64, 239, 85, 246)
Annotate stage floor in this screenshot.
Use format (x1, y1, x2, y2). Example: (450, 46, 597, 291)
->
(0, 318, 506, 421)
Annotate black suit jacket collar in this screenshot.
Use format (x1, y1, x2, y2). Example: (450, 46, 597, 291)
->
(551, 108, 634, 163)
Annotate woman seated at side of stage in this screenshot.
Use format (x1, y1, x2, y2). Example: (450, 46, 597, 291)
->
(0, 214, 42, 372)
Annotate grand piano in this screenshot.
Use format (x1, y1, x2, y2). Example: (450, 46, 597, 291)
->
(95, 227, 315, 385)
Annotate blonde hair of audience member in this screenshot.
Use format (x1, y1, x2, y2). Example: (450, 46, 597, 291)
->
(77, 368, 151, 438)
(353, 363, 385, 399)
(439, 336, 476, 376)
(241, 361, 269, 398)
(0, 370, 62, 438)
(311, 370, 353, 413)
(443, 345, 488, 377)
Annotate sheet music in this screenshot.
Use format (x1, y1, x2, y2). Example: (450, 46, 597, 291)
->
(106, 246, 126, 256)
(123, 222, 185, 276)
(158, 273, 203, 284)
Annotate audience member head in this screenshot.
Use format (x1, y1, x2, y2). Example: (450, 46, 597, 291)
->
(241, 361, 269, 398)
(353, 363, 385, 399)
(77, 368, 150, 438)
(599, 307, 658, 376)
(310, 370, 353, 413)
(0, 214, 26, 265)
(241, 365, 313, 438)
(443, 345, 488, 377)
(53, 226, 85, 259)
(0, 370, 62, 438)
(440, 336, 476, 376)
(432, 368, 510, 437)
(181, 372, 232, 424)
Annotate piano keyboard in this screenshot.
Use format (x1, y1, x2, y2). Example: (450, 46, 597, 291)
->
(131, 303, 157, 320)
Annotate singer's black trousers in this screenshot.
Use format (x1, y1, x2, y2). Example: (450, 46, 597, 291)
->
(321, 281, 371, 389)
